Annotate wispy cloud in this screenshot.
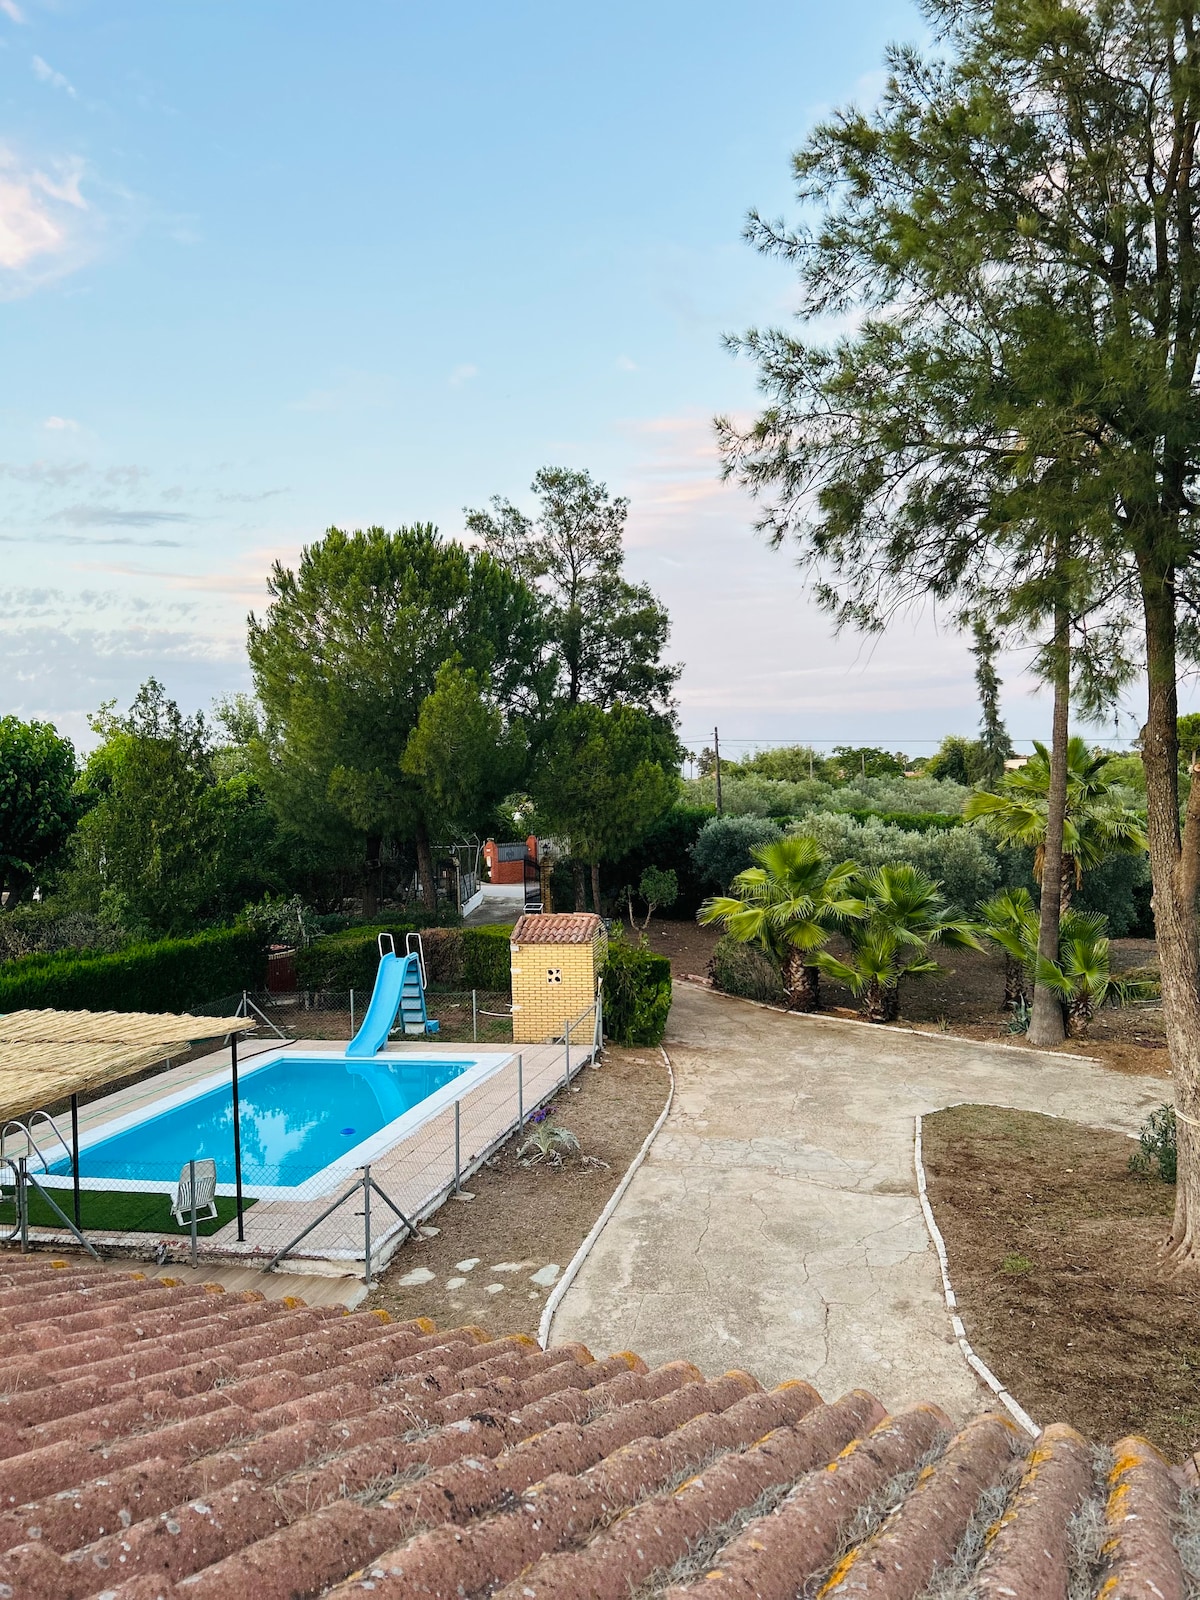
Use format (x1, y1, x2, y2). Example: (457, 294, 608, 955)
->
(0, 531, 186, 548)
(0, 146, 94, 295)
(51, 504, 195, 528)
(43, 415, 78, 431)
(615, 355, 638, 372)
(448, 363, 478, 386)
(217, 487, 288, 504)
(0, 1, 26, 23)
(32, 56, 76, 98)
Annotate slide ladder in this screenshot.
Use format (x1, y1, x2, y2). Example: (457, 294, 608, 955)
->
(345, 934, 440, 1058)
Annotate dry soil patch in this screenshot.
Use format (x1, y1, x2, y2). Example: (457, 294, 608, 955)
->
(367, 1046, 669, 1338)
(922, 1102, 1200, 1456)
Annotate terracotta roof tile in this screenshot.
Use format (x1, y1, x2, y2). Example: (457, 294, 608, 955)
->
(511, 912, 602, 943)
(0, 1254, 1190, 1598)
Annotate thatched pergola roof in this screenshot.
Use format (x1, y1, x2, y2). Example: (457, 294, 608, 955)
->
(0, 1009, 254, 1125)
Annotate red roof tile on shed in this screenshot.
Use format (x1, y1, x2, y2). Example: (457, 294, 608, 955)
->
(511, 912, 602, 943)
(0, 1254, 1190, 1598)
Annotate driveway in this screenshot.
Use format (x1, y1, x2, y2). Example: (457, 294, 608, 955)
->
(551, 984, 1166, 1417)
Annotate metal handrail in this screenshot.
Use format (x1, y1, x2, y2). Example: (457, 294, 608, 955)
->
(405, 931, 427, 989)
(0, 1110, 70, 1173)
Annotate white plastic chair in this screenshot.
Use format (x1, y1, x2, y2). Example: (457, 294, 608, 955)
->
(172, 1159, 218, 1226)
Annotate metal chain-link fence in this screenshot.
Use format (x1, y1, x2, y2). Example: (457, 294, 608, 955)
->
(0, 993, 599, 1286)
(192, 989, 514, 1044)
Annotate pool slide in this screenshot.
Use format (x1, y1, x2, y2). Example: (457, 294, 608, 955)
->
(345, 937, 439, 1057)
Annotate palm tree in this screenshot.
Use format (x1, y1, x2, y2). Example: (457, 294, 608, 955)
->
(816, 864, 981, 1023)
(976, 887, 1040, 1010)
(1034, 913, 1157, 1035)
(964, 737, 1146, 910)
(698, 835, 859, 1011)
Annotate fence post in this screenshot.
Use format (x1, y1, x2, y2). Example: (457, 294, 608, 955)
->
(350, 989, 355, 1038)
(362, 1165, 372, 1286)
(563, 1022, 571, 1089)
(472, 990, 477, 1043)
(454, 1102, 461, 1193)
(189, 1158, 198, 1267)
(517, 1053, 524, 1128)
(17, 1159, 27, 1252)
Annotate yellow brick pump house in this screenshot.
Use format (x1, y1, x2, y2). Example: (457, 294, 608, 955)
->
(509, 912, 606, 1044)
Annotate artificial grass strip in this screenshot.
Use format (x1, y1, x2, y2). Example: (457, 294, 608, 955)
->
(23, 1186, 254, 1237)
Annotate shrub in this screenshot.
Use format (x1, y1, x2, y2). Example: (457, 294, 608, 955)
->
(788, 811, 1000, 910)
(1130, 1104, 1177, 1183)
(601, 939, 672, 1045)
(294, 922, 512, 992)
(691, 815, 783, 890)
(602, 805, 714, 916)
(707, 933, 786, 1005)
(0, 902, 128, 963)
(0, 925, 267, 1013)
(460, 925, 513, 989)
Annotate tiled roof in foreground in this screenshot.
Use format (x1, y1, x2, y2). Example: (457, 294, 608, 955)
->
(0, 1258, 1192, 1599)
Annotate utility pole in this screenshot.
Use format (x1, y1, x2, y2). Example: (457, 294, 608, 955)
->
(714, 726, 723, 816)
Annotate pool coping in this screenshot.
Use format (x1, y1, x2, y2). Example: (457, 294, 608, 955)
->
(37, 1043, 515, 1202)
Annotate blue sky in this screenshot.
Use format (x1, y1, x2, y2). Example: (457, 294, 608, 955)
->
(0, 0, 1135, 756)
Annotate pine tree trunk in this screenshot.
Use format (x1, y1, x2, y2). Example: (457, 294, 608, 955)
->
(572, 859, 587, 912)
(1140, 564, 1200, 1270)
(415, 822, 438, 913)
(590, 862, 602, 917)
(1029, 598, 1069, 1048)
(362, 835, 381, 920)
(781, 948, 821, 1012)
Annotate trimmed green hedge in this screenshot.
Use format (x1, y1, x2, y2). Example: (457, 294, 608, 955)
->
(294, 923, 513, 992)
(0, 926, 267, 1014)
(837, 808, 962, 832)
(602, 940, 672, 1046)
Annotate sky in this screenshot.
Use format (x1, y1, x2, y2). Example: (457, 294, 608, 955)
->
(0, 0, 1152, 758)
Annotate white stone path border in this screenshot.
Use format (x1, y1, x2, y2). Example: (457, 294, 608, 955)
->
(540, 1046, 675, 1349)
(913, 1111, 1039, 1437)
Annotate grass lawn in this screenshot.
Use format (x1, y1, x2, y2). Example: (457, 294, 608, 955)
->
(22, 1185, 253, 1237)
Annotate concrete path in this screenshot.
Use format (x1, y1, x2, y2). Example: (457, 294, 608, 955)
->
(553, 985, 1167, 1418)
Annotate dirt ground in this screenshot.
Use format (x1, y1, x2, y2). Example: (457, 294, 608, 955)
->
(641, 918, 1170, 1079)
(367, 1046, 670, 1338)
(922, 1103, 1200, 1457)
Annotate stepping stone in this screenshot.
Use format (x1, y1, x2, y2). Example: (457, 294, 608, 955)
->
(490, 1261, 535, 1273)
(485, 1283, 505, 1295)
(456, 1258, 481, 1272)
(396, 1266, 435, 1287)
(445, 1276, 467, 1291)
(529, 1264, 561, 1287)
(418, 1225, 440, 1237)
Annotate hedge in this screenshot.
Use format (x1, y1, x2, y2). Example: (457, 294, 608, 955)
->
(708, 934, 785, 1005)
(0, 926, 267, 1014)
(602, 940, 672, 1046)
(294, 923, 513, 993)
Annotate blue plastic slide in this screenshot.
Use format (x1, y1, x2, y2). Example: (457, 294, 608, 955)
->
(345, 937, 440, 1057)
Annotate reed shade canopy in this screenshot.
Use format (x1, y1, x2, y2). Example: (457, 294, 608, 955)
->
(0, 1009, 254, 1125)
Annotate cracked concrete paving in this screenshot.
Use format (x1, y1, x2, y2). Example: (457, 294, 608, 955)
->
(551, 984, 1167, 1418)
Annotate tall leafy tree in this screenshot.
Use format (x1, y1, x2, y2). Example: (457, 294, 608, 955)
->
(70, 679, 279, 934)
(718, 0, 1200, 1262)
(248, 525, 544, 912)
(530, 703, 681, 911)
(0, 717, 78, 907)
(466, 467, 680, 716)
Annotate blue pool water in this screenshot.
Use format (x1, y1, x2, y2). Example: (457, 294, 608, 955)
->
(49, 1053, 473, 1188)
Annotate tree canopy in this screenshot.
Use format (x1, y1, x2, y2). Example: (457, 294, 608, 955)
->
(0, 717, 78, 907)
(466, 466, 679, 716)
(247, 524, 545, 909)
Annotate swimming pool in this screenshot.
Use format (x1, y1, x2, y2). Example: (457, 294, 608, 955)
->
(43, 1046, 511, 1198)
